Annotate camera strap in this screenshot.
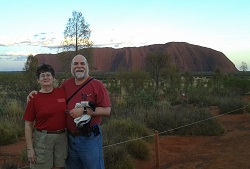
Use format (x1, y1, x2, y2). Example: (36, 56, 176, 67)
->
(66, 77, 94, 104)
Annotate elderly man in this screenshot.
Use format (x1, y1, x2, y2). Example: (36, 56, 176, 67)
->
(62, 54, 111, 169)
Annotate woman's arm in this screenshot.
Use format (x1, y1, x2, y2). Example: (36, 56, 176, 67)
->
(25, 121, 36, 164)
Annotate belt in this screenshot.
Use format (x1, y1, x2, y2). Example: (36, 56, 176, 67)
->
(68, 130, 81, 137)
(36, 129, 65, 134)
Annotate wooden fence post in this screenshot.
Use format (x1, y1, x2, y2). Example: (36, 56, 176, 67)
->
(155, 130, 160, 167)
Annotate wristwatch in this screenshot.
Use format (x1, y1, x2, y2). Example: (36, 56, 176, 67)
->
(83, 107, 87, 115)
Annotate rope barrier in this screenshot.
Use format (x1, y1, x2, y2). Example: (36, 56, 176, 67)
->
(103, 102, 250, 148)
(103, 133, 155, 148)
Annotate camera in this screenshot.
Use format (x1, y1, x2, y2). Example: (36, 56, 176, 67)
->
(74, 101, 95, 130)
(75, 101, 95, 111)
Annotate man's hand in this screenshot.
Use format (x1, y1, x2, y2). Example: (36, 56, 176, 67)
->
(27, 91, 38, 102)
(69, 107, 84, 119)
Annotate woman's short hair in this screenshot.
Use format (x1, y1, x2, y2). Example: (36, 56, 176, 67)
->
(36, 63, 55, 79)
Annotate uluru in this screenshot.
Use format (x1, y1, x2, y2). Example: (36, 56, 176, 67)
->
(35, 42, 238, 73)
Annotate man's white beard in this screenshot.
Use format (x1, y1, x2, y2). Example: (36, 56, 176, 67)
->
(75, 72, 85, 79)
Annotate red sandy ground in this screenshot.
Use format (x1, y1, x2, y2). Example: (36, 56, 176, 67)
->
(136, 106, 250, 169)
(0, 99, 250, 169)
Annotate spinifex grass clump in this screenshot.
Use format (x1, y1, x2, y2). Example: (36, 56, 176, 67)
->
(102, 118, 152, 169)
(145, 106, 225, 136)
(102, 118, 153, 146)
(104, 146, 135, 169)
(0, 162, 18, 169)
(0, 100, 24, 145)
(218, 97, 245, 114)
(172, 107, 225, 136)
(126, 139, 151, 160)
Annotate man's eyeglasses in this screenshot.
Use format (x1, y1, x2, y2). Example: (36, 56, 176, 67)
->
(39, 73, 52, 78)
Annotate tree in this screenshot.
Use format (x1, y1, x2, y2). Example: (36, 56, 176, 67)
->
(22, 55, 39, 95)
(23, 55, 38, 76)
(62, 11, 92, 54)
(1, 55, 39, 105)
(212, 68, 223, 87)
(59, 11, 93, 73)
(240, 62, 248, 72)
(145, 52, 171, 91)
(240, 62, 248, 77)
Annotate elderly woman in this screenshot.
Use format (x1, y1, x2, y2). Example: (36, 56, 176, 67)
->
(23, 64, 67, 169)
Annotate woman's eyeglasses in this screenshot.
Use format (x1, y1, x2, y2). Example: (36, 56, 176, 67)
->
(39, 73, 52, 78)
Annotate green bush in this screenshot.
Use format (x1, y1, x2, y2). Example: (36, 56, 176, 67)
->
(223, 77, 250, 95)
(102, 118, 152, 146)
(218, 97, 245, 114)
(126, 139, 151, 160)
(146, 107, 225, 136)
(244, 103, 250, 113)
(0, 100, 24, 145)
(186, 86, 227, 107)
(0, 162, 18, 169)
(104, 146, 135, 169)
(124, 89, 157, 109)
(146, 108, 175, 134)
(175, 107, 225, 136)
(0, 124, 18, 145)
(19, 149, 29, 165)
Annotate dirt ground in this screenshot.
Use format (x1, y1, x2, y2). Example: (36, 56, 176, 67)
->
(136, 107, 250, 169)
(0, 101, 250, 169)
(0, 136, 27, 167)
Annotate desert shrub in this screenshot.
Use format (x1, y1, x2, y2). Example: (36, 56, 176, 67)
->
(167, 88, 180, 105)
(102, 118, 152, 146)
(104, 146, 135, 169)
(245, 104, 250, 113)
(0, 122, 20, 145)
(1, 100, 24, 117)
(223, 77, 250, 95)
(126, 139, 151, 160)
(102, 118, 152, 169)
(218, 97, 245, 114)
(174, 107, 225, 136)
(146, 108, 175, 134)
(146, 107, 224, 136)
(186, 86, 225, 107)
(187, 87, 211, 106)
(0, 100, 24, 145)
(210, 86, 230, 97)
(0, 162, 18, 169)
(19, 149, 29, 166)
(124, 89, 157, 109)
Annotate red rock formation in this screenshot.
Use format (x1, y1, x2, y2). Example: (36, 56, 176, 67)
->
(36, 53, 61, 71)
(35, 42, 238, 73)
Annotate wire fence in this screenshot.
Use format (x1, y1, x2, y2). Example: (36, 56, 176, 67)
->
(15, 102, 250, 169)
(103, 103, 250, 149)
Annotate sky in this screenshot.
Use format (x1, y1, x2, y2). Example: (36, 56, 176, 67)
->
(0, 0, 249, 71)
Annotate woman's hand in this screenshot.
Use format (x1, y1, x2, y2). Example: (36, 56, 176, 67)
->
(27, 148, 36, 164)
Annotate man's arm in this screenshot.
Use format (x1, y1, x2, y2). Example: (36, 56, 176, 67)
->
(91, 107, 111, 116)
(69, 106, 111, 119)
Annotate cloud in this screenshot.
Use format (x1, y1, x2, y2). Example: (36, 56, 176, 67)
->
(0, 55, 27, 61)
(1, 31, 63, 48)
(92, 39, 149, 49)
